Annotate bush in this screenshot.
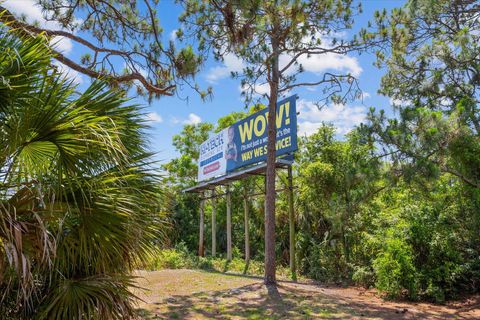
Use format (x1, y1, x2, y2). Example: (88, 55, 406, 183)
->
(143, 242, 195, 270)
(298, 239, 350, 283)
(143, 245, 292, 278)
(352, 265, 375, 288)
(373, 237, 418, 299)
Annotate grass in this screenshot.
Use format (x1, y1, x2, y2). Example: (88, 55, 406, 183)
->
(134, 270, 342, 319)
(137, 246, 480, 319)
(133, 269, 479, 319)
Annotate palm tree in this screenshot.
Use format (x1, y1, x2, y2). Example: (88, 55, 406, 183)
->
(0, 26, 164, 319)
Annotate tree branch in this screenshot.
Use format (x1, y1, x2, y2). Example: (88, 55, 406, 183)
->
(54, 51, 175, 95)
(0, 5, 175, 96)
(442, 166, 480, 188)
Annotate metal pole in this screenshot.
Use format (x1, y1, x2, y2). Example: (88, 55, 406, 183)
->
(243, 185, 250, 270)
(199, 193, 205, 256)
(226, 184, 232, 261)
(288, 165, 297, 281)
(211, 188, 216, 257)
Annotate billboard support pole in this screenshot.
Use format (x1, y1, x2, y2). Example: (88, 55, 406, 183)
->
(226, 184, 232, 261)
(198, 192, 205, 257)
(243, 185, 250, 273)
(288, 165, 297, 281)
(211, 188, 217, 257)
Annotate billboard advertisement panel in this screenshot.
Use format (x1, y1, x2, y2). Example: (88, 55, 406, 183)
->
(197, 95, 297, 182)
(198, 129, 228, 182)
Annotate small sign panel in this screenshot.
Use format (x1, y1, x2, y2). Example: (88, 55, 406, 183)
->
(198, 129, 228, 182)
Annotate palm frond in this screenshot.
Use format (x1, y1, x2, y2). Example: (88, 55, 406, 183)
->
(0, 23, 165, 319)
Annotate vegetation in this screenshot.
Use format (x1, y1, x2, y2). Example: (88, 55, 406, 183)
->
(0, 0, 205, 98)
(143, 242, 292, 278)
(1, 0, 479, 318)
(180, 0, 377, 284)
(164, 121, 480, 303)
(0, 29, 165, 318)
(162, 0, 480, 302)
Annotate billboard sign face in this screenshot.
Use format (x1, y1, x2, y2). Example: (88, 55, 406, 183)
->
(226, 95, 298, 172)
(198, 129, 228, 182)
(197, 95, 297, 182)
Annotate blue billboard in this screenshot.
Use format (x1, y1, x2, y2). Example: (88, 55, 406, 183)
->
(225, 95, 298, 172)
(198, 95, 297, 181)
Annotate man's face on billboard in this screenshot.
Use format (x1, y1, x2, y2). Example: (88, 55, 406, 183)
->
(228, 127, 234, 142)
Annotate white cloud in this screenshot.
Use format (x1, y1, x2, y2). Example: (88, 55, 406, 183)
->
(279, 32, 362, 77)
(280, 52, 362, 77)
(170, 116, 181, 124)
(361, 92, 371, 99)
(170, 29, 178, 41)
(3, 0, 74, 54)
(183, 113, 202, 125)
(50, 36, 73, 54)
(239, 82, 270, 96)
(206, 53, 245, 83)
(145, 112, 163, 123)
(297, 99, 367, 136)
(204, 31, 361, 87)
(53, 61, 83, 85)
(3, 0, 46, 24)
(389, 97, 410, 107)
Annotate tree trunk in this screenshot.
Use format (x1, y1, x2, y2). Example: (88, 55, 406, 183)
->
(243, 185, 250, 271)
(226, 184, 232, 261)
(199, 193, 205, 257)
(211, 188, 216, 257)
(344, 190, 350, 263)
(287, 166, 297, 281)
(264, 37, 280, 285)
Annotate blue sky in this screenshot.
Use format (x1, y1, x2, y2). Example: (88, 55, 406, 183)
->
(4, 0, 406, 164)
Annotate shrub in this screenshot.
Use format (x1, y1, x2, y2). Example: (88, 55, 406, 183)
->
(373, 238, 418, 299)
(352, 265, 375, 287)
(143, 246, 292, 279)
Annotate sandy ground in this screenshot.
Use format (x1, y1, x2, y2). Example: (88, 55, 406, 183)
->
(133, 269, 480, 319)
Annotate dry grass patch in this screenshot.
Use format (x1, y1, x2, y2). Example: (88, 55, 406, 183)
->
(134, 269, 480, 319)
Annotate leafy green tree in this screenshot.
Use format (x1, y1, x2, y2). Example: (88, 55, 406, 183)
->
(163, 122, 214, 184)
(0, 0, 205, 98)
(367, 0, 480, 188)
(369, 175, 480, 301)
(162, 108, 263, 255)
(355, 0, 480, 300)
(180, 0, 372, 284)
(0, 29, 164, 319)
(297, 124, 385, 279)
(161, 123, 213, 251)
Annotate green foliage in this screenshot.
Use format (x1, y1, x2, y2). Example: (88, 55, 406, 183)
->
(373, 237, 418, 300)
(145, 243, 195, 270)
(366, 0, 480, 189)
(160, 0, 480, 304)
(0, 29, 165, 319)
(356, 0, 480, 301)
(296, 124, 385, 282)
(143, 244, 293, 278)
(0, 1, 205, 98)
(164, 121, 480, 302)
(352, 266, 375, 288)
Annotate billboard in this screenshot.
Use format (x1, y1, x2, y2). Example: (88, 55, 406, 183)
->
(198, 129, 228, 182)
(198, 95, 297, 182)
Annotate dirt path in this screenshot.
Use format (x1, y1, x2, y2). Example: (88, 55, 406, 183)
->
(134, 269, 479, 319)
